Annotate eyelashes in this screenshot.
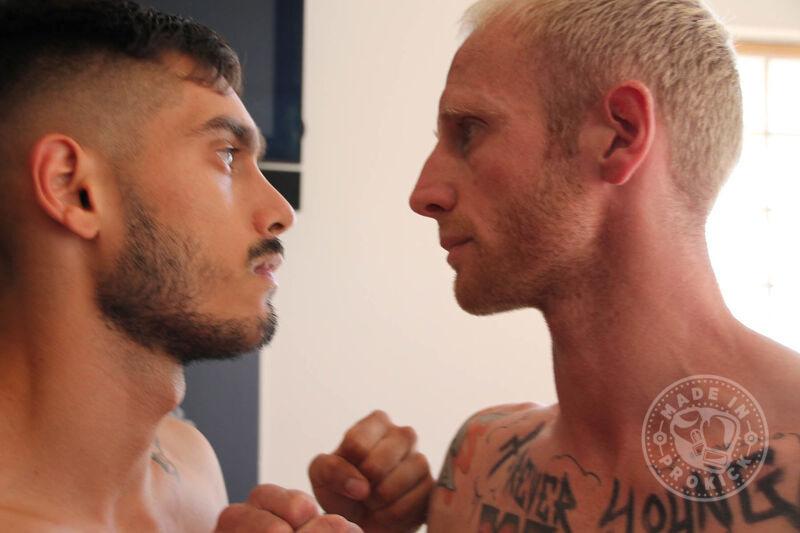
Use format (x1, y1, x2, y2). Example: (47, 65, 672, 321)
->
(434, 115, 487, 152)
(455, 118, 485, 151)
(217, 147, 239, 171)
(459, 119, 481, 144)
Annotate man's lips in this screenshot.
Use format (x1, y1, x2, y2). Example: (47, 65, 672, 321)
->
(440, 236, 472, 252)
(252, 254, 283, 283)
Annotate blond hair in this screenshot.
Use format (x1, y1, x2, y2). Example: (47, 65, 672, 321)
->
(464, 0, 742, 214)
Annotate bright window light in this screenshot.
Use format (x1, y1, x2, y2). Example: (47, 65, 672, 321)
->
(707, 44, 800, 353)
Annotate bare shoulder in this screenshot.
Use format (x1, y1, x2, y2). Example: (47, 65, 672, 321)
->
(440, 402, 553, 481)
(441, 401, 554, 469)
(156, 414, 228, 528)
(456, 402, 553, 438)
(429, 402, 556, 528)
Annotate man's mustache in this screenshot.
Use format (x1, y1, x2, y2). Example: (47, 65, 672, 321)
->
(248, 238, 284, 262)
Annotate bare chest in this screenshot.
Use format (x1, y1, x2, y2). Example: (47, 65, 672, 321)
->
(428, 424, 800, 532)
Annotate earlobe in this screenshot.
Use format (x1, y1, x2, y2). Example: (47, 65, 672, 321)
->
(598, 81, 655, 186)
(30, 134, 100, 240)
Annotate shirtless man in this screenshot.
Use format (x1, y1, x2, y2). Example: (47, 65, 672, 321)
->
(308, 0, 800, 531)
(0, 1, 358, 531)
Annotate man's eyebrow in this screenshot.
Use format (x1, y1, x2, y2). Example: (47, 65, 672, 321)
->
(439, 105, 472, 119)
(439, 104, 502, 121)
(192, 115, 267, 160)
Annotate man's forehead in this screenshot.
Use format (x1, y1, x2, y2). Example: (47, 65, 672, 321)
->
(446, 22, 529, 86)
(137, 55, 265, 158)
(438, 31, 535, 119)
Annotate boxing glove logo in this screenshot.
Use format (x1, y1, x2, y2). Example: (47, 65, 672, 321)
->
(642, 375, 768, 502)
(671, 407, 739, 472)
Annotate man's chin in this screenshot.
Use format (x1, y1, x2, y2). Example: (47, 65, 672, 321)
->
(176, 311, 278, 366)
(454, 281, 521, 317)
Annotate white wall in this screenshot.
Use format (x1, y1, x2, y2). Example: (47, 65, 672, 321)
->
(709, 0, 800, 42)
(259, 0, 800, 502)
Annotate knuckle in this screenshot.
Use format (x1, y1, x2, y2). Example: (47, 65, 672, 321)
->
(265, 524, 292, 533)
(410, 451, 430, 470)
(364, 409, 391, 423)
(285, 489, 317, 522)
(321, 514, 353, 529)
(373, 482, 395, 504)
(248, 482, 280, 503)
(339, 434, 369, 459)
(396, 425, 417, 443)
(368, 409, 390, 423)
(358, 460, 384, 482)
(375, 504, 409, 525)
(308, 454, 329, 478)
(215, 504, 246, 528)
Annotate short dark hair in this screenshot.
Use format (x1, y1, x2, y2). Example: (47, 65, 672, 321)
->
(0, 0, 243, 282)
(0, 0, 242, 104)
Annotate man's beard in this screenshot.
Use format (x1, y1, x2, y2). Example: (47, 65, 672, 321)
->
(95, 191, 280, 365)
(453, 151, 592, 316)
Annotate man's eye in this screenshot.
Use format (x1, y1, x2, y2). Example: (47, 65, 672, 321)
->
(217, 148, 237, 169)
(458, 119, 483, 148)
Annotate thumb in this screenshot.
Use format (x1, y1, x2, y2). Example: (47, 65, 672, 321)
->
(309, 453, 371, 501)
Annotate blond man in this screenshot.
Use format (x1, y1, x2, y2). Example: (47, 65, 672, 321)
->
(307, 1, 800, 531)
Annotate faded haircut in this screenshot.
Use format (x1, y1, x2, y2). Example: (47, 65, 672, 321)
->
(0, 0, 243, 157)
(0, 0, 242, 99)
(0, 0, 243, 278)
(463, 0, 743, 215)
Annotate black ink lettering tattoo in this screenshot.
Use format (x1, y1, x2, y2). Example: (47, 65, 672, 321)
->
(490, 423, 546, 477)
(696, 497, 733, 530)
(478, 503, 559, 533)
(484, 429, 800, 532)
(506, 451, 541, 513)
(600, 447, 800, 532)
(533, 474, 559, 525)
(667, 492, 694, 533)
(599, 478, 635, 533)
(552, 475, 577, 533)
(641, 493, 666, 532)
(740, 467, 800, 528)
(479, 503, 520, 532)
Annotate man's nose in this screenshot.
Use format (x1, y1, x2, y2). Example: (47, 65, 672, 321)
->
(254, 177, 295, 238)
(409, 148, 456, 219)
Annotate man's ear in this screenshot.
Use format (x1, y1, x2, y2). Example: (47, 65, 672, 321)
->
(595, 81, 655, 186)
(29, 134, 100, 240)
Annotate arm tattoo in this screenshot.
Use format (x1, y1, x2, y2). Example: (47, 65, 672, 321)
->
(151, 437, 180, 483)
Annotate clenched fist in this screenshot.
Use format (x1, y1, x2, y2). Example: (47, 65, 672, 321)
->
(309, 411, 434, 533)
(215, 484, 362, 533)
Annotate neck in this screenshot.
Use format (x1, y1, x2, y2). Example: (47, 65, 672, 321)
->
(0, 265, 185, 524)
(543, 217, 744, 458)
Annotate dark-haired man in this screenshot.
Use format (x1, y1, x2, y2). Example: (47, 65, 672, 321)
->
(310, 0, 800, 531)
(0, 1, 358, 531)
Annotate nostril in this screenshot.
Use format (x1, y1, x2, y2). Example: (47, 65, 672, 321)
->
(426, 203, 446, 215)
